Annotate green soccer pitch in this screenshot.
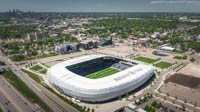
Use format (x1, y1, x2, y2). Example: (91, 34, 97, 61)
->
(85, 68, 120, 79)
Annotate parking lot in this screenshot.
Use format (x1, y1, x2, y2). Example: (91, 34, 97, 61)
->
(160, 82, 200, 107)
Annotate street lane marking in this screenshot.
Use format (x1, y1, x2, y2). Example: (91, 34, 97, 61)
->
(30, 82, 42, 92)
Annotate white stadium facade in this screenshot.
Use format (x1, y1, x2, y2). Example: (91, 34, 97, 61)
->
(47, 55, 154, 102)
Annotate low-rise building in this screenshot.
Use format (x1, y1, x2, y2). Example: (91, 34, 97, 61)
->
(55, 44, 79, 54)
(79, 41, 98, 50)
(98, 37, 112, 46)
(151, 32, 160, 39)
(27, 32, 47, 40)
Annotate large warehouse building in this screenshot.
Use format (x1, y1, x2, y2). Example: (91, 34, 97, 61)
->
(47, 55, 154, 102)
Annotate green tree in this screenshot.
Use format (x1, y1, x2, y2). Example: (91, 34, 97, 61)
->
(139, 97, 142, 102)
(152, 51, 157, 55)
(172, 100, 175, 104)
(184, 99, 187, 103)
(118, 96, 122, 100)
(150, 94, 153, 98)
(180, 43, 186, 51)
(125, 93, 129, 100)
(158, 89, 161, 93)
(134, 100, 137, 104)
(144, 105, 150, 111)
(83, 106, 86, 111)
(190, 57, 195, 62)
(151, 101, 157, 107)
(152, 107, 156, 112)
(167, 92, 169, 97)
(194, 102, 197, 107)
(132, 92, 135, 97)
(144, 94, 147, 99)
(87, 108, 90, 112)
(158, 102, 162, 109)
(164, 96, 166, 100)
(182, 104, 185, 111)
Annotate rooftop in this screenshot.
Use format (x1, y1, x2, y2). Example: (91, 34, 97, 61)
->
(48, 55, 154, 90)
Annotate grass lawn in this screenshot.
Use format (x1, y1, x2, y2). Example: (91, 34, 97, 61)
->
(85, 68, 120, 79)
(3, 70, 52, 112)
(30, 65, 43, 71)
(134, 56, 159, 64)
(154, 61, 173, 69)
(173, 55, 187, 60)
(40, 69, 47, 74)
(21, 69, 41, 83)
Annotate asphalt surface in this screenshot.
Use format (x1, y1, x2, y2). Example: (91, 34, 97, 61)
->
(0, 52, 78, 112)
(0, 89, 17, 112)
(0, 76, 38, 112)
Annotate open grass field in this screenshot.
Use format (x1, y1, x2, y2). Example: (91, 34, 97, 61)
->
(85, 68, 120, 79)
(173, 50, 185, 54)
(3, 70, 52, 112)
(134, 56, 159, 64)
(30, 65, 43, 71)
(154, 61, 173, 69)
(173, 55, 187, 60)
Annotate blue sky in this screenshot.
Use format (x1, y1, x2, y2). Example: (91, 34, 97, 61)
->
(0, 0, 200, 12)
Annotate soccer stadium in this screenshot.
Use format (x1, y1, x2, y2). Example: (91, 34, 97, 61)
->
(47, 55, 154, 102)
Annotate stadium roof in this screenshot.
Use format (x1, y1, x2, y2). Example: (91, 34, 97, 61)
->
(48, 55, 154, 90)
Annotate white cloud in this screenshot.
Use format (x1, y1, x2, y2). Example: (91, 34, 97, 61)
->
(151, 0, 200, 4)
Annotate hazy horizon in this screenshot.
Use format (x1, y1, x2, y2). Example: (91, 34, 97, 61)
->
(0, 0, 200, 12)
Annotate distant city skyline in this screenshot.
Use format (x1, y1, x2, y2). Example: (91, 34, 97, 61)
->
(0, 0, 200, 12)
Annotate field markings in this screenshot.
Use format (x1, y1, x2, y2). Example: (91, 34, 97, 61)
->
(85, 68, 120, 79)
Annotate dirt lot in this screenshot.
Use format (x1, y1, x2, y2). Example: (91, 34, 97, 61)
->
(161, 71, 200, 108)
(168, 73, 200, 88)
(95, 45, 135, 57)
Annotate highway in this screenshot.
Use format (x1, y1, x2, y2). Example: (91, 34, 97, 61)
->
(0, 51, 78, 112)
(0, 76, 38, 112)
(36, 17, 49, 30)
(0, 89, 17, 112)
